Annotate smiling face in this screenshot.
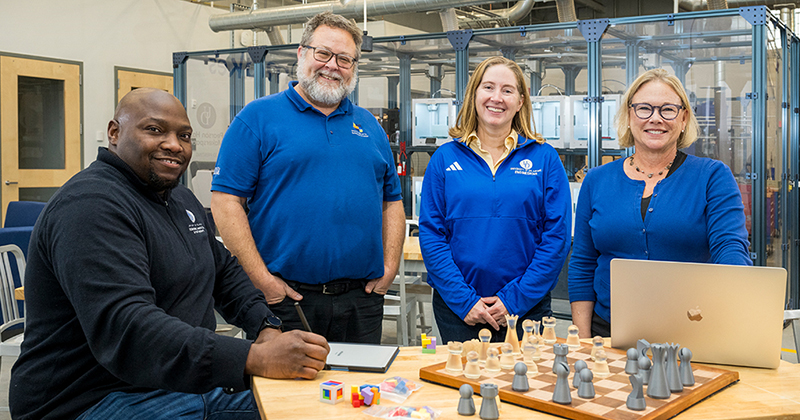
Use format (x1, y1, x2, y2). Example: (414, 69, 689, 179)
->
(108, 88, 193, 193)
(296, 25, 358, 108)
(474, 64, 524, 135)
(628, 80, 687, 155)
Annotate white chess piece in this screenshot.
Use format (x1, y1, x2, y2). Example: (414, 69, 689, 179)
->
(593, 349, 611, 378)
(566, 324, 581, 350)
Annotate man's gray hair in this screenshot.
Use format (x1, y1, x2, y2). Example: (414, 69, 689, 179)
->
(299, 12, 363, 61)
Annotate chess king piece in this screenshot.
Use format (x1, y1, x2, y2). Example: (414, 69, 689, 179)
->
(499, 342, 516, 370)
(552, 343, 569, 373)
(626, 374, 646, 411)
(666, 343, 683, 393)
(577, 368, 595, 399)
(520, 319, 534, 345)
(552, 361, 572, 404)
(464, 351, 482, 380)
(478, 328, 492, 364)
(458, 384, 476, 416)
(446, 341, 464, 374)
(679, 347, 695, 386)
(590, 336, 604, 361)
(592, 349, 611, 378)
(573, 359, 588, 388)
(479, 383, 500, 420)
(512, 362, 530, 392)
(566, 324, 581, 351)
(647, 343, 671, 399)
(522, 337, 540, 377)
(638, 353, 652, 385)
(625, 347, 639, 375)
(504, 314, 521, 355)
(484, 347, 501, 373)
(542, 316, 557, 344)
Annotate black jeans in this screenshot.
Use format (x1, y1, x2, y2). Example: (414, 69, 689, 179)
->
(269, 281, 384, 344)
(432, 289, 552, 343)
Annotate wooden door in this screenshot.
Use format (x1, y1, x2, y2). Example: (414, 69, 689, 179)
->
(115, 67, 172, 103)
(0, 55, 82, 222)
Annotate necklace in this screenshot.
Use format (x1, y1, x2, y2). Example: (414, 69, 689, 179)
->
(629, 154, 675, 179)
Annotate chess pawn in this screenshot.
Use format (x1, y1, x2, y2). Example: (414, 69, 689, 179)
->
(504, 314, 521, 355)
(479, 383, 499, 420)
(499, 342, 516, 370)
(511, 362, 529, 392)
(625, 348, 639, 375)
(464, 351, 482, 380)
(552, 362, 572, 404)
(573, 359, 588, 388)
(458, 384, 476, 416)
(638, 353, 652, 385)
(484, 347, 501, 373)
(520, 319, 534, 345)
(577, 368, 595, 399)
(527, 335, 542, 360)
(590, 336, 604, 361)
(446, 341, 464, 374)
(522, 337, 540, 374)
(478, 328, 492, 364)
(679, 347, 695, 386)
(592, 349, 611, 378)
(647, 344, 671, 399)
(666, 343, 683, 393)
(542, 316, 557, 344)
(566, 325, 581, 350)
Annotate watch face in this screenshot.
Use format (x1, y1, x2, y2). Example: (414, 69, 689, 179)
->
(266, 315, 282, 328)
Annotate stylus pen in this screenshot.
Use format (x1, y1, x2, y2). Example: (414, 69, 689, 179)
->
(294, 302, 313, 333)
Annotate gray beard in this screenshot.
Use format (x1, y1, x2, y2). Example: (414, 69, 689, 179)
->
(297, 53, 358, 106)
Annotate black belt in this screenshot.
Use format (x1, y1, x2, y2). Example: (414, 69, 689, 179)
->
(284, 279, 366, 295)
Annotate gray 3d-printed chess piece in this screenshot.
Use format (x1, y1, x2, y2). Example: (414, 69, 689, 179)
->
(573, 359, 588, 388)
(638, 353, 652, 385)
(479, 383, 499, 420)
(512, 362, 530, 392)
(647, 344, 671, 399)
(666, 343, 683, 393)
(577, 368, 595, 399)
(552, 343, 569, 373)
(637, 338, 651, 359)
(458, 384, 476, 416)
(627, 374, 646, 411)
(553, 361, 572, 404)
(679, 347, 695, 386)
(625, 348, 639, 375)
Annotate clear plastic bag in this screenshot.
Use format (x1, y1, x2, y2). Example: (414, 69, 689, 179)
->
(363, 405, 440, 419)
(379, 376, 423, 403)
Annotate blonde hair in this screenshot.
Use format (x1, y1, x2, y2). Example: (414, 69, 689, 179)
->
(615, 68, 698, 149)
(449, 56, 542, 144)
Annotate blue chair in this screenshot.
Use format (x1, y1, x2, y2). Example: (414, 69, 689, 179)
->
(0, 201, 46, 257)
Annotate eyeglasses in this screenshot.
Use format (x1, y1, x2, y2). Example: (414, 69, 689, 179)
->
(630, 103, 684, 120)
(301, 45, 356, 69)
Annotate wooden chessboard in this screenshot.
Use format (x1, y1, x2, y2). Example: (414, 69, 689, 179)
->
(419, 339, 739, 420)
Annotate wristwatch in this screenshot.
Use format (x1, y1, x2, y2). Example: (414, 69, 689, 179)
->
(257, 314, 283, 334)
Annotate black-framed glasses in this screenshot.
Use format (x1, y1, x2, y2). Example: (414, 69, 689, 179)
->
(301, 45, 356, 69)
(630, 103, 684, 120)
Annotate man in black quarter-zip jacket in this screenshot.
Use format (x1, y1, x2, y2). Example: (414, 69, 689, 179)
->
(9, 88, 329, 420)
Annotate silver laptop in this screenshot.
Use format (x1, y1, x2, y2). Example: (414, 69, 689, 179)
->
(610, 259, 786, 369)
(325, 342, 399, 373)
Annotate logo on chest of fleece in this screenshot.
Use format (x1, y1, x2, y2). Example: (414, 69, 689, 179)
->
(186, 209, 206, 235)
(351, 122, 369, 138)
(510, 159, 542, 176)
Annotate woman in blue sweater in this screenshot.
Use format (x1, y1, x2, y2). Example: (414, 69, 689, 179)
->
(419, 56, 571, 343)
(568, 68, 751, 338)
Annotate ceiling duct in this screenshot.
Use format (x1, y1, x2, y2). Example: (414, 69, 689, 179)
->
(555, 0, 578, 22)
(209, 0, 516, 32)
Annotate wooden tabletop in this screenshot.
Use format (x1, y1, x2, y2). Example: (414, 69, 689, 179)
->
(251, 346, 800, 420)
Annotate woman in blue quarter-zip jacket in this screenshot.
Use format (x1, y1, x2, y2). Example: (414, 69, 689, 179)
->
(419, 56, 572, 343)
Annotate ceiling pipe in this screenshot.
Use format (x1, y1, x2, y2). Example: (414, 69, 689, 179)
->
(555, 0, 578, 22)
(209, 0, 514, 32)
(439, 8, 460, 31)
(679, 0, 790, 11)
(496, 0, 540, 24)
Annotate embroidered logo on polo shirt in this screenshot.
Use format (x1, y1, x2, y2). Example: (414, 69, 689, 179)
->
(186, 209, 206, 235)
(510, 159, 542, 176)
(352, 122, 368, 138)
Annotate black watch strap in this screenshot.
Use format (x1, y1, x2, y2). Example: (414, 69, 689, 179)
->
(258, 314, 283, 335)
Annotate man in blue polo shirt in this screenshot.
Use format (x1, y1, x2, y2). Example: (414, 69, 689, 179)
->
(211, 12, 404, 344)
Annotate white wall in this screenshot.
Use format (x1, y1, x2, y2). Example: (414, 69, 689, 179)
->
(0, 0, 232, 167)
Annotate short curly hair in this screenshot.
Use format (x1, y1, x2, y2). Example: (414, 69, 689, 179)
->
(300, 12, 363, 61)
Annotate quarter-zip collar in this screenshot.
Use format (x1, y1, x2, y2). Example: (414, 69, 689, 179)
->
(97, 147, 173, 204)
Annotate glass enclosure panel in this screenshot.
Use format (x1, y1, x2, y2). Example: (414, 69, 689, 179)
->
(766, 20, 784, 268)
(18, 76, 65, 170)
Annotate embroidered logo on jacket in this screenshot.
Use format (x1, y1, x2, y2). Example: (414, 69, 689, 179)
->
(510, 159, 542, 176)
(186, 209, 206, 235)
(352, 122, 368, 137)
(445, 162, 463, 172)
